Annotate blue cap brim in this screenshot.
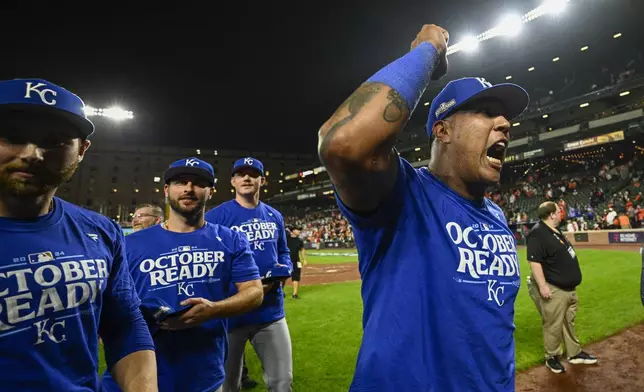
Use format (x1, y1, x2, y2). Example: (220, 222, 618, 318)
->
(0, 104, 95, 138)
(164, 166, 214, 185)
(232, 165, 263, 176)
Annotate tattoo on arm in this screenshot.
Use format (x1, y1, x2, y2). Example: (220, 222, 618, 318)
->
(382, 89, 406, 123)
(319, 83, 382, 154)
(320, 83, 408, 154)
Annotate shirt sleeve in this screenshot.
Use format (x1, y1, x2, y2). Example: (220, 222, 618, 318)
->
(231, 230, 261, 283)
(334, 153, 407, 230)
(276, 213, 293, 269)
(99, 224, 154, 369)
(526, 233, 548, 264)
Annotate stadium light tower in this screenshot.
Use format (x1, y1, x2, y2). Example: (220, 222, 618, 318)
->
(446, 0, 572, 56)
(84, 106, 134, 121)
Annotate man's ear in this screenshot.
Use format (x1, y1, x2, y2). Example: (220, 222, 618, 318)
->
(77, 139, 91, 162)
(431, 120, 453, 145)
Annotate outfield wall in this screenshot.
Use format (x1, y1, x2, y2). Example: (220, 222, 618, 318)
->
(564, 228, 644, 247)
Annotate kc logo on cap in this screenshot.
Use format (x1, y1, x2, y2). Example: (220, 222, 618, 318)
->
(232, 157, 264, 176)
(24, 82, 58, 106)
(0, 78, 95, 137)
(164, 157, 215, 185)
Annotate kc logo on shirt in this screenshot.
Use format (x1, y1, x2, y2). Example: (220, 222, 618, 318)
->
(445, 222, 521, 307)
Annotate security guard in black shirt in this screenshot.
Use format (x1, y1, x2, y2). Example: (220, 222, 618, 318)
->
(527, 201, 598, 374)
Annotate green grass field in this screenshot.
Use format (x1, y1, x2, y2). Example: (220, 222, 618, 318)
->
(305, 248, 359, 264)
(98, 248, 644, 391)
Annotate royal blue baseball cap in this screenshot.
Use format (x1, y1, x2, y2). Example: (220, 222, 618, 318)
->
(0, 78, 95, 138)
(139, 297, 173, 335)
(262, 263, 292, 283)
(232, 157, 264, 176)
(164, 157, 215, 185)
(426, 77, 530, 138)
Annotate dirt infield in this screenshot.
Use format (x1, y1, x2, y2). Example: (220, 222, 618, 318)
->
(287, 263, 360, 286)
(515, 323, 644, 392)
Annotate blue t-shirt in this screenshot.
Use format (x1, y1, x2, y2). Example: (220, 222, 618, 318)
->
(100, 223, 260, 392)
(0, 197, 153, 392)
(338, 156, 521, 392)
(205, 200, 292, 327)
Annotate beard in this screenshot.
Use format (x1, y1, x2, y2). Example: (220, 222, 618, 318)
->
(0, 159, 79, 197)
(168, 194, 206, 218)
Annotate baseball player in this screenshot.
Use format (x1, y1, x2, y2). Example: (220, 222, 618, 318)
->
(205, 157, 293, 392)
(132, 204, 164, 232)
(318, 25, 529, 391)
(0, 79, 156, 391)
(100, 157, 264, 392)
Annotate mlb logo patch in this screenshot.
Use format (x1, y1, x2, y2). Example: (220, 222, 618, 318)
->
(480, 223, 490, 231)
(178, 246, 191, 252)
(28, 251, 54, 264)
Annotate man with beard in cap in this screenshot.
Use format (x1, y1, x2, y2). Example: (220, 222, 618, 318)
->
(101, 157, 264, 392)
(0, 78, 157, 391)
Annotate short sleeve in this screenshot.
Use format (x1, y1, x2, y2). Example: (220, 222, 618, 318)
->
(100, 225, 141, 325)
(526, 233, 547, 263)
(99, 223, 154, 368)
(335, 154, 408, 230)
(230, 231, 261, 283)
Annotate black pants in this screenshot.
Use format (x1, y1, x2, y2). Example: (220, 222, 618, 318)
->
(242, 354, 249, 380)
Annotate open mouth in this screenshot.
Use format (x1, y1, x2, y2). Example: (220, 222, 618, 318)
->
(486, 140, 507, 169)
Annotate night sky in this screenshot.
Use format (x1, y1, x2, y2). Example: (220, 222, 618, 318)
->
(2, 0, 641, 153)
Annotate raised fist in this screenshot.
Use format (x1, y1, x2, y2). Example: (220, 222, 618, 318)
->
(411, 24, 449, 80)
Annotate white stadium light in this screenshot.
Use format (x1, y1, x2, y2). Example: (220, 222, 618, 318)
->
(495, 14, 524, 37)
(84, 106, 134, 121)
(447, 0, 572, 56)
(458, 35, 480, 53)
(542, 0, 569, 16)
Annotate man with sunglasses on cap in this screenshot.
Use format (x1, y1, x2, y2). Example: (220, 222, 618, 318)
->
(0, 79, 157, 391)
(318, 24, 529, 391)
(100, 157, 264, 392)
(206, 157, 293, 392)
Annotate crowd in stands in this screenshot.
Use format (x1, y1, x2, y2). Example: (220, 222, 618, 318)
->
(283, 150, 644, 246)
(285, 209, 354, 246)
